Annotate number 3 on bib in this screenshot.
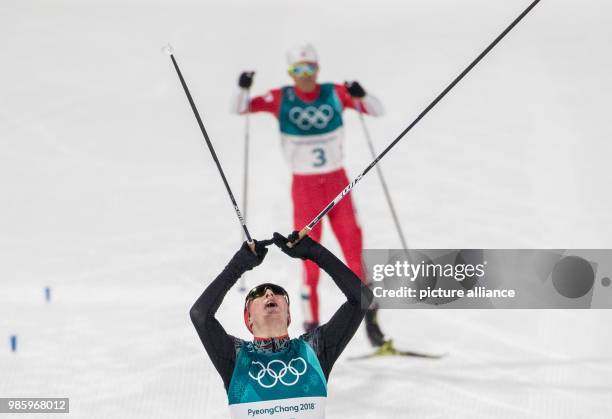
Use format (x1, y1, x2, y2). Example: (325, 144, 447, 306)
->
(312, 147, 327, 167)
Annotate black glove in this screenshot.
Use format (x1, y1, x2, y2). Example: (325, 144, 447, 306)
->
(344, 81, 366, 98)
(238, 71, 255, 89)
(230, 239, 273, 271)
(272, 231, 319, 260)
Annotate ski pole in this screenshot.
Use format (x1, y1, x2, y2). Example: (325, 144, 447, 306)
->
(355, 105, 409, 250)
(356, 105, 409, 350)
(288, 0, 541, 247)
(163, 45, 255, 252)
(239, 90, 252, 292)
(241, 91, 251, 234)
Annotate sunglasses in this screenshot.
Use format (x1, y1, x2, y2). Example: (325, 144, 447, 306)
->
(245, 283, 290, 305)
(288, 62, 318, 77)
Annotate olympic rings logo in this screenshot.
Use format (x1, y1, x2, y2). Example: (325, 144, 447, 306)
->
(248, 357, 308, 388)
(289, 105, 334, 130)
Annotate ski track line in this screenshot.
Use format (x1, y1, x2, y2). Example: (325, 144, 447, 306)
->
(73, 352, 204, 404)
(340, 359, 538, 418)
(440, 349, 612, 408)
(435, 355, 612, 374)
(403, 365, 612, 394)
(441, 312, 581, 360)
(349, 314, 612, 409)
(434, 376, 538, 418)
(3, 84, 162, 136)
(43, 248, 212, 286)
(332, 363, 489, 419)
(447, 342, 612, 397)
(0, 224, 209, 254)
(347, 355, 611, 414)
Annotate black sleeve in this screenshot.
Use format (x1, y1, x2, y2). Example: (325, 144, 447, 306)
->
(302, 244, 374, 380)
(189, 254, 249, 391)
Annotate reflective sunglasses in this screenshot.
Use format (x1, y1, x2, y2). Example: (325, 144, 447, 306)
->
(245, 283, 290, 305)
(288, 62, 318, 77)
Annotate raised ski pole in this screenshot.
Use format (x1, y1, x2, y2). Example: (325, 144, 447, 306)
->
(239, 89, 252, 291)
(288, 0, 541, 247)
(355, 104, 409, 250)
(163, 45, 255, 252)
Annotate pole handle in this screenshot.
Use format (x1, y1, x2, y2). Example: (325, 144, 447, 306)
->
(247, 240, 256, 255)
(286, 227, 311, 248)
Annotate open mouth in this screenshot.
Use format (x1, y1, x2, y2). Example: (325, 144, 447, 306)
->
(265, 301, 278, 309)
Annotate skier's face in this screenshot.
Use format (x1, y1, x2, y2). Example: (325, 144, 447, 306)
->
(247, 287, 291, 332)
(288, 61, 319, 92)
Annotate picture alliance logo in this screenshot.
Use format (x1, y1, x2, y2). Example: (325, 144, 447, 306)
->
(248, 358, 308, 388)
(372, 260, 487, 282)
(289, 105, 334, 130)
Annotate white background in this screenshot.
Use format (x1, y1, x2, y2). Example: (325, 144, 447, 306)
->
(1, 0, 612, 417)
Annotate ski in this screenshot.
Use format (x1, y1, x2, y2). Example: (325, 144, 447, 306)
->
(348, 340, 447, 361)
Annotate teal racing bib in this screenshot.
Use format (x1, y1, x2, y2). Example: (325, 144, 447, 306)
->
(228, 339, 327, 418)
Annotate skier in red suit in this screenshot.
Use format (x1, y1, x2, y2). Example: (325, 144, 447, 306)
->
(232, 44, 385, 342)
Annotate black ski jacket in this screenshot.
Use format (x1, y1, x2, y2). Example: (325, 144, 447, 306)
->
(190, 242, 373, 390)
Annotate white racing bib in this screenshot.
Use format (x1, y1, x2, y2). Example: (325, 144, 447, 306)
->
(277, 84, 346, 175)
(280, 128, 344, 175)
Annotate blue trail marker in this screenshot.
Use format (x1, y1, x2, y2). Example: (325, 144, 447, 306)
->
(10, 335, 17, 352)
(45, 287, 51, 302)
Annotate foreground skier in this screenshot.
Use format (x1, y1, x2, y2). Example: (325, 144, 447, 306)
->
(190, 232, 373, 418)
(232, 44, 383, 333)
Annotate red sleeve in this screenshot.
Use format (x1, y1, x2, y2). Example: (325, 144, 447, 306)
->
(334, 84, 366, 113)
(248, 88, 282, 117)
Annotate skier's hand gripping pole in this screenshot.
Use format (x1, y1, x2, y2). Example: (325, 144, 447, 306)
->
(273, 231, 317, 259)
(286, 226, 312, 248)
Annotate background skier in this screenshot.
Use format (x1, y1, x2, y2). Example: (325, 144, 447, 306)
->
(231, 44, 384, 338)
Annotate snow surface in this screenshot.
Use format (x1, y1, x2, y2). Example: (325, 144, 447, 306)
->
(2, 0, 612, 418)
